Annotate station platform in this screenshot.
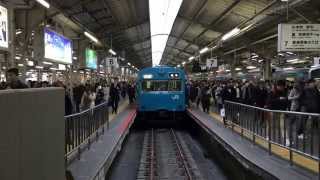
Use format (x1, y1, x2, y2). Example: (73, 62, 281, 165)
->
(187, 107, 318, 180)
(67, 101, 136, 180)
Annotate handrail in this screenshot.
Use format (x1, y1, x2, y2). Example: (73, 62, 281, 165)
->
(224, 100, 320, 172)
(225, 100, 320, 117)
(64, 101, 109, 164)
(64, 102, 108, 118)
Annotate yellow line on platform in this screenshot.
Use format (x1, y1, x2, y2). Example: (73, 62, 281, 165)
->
(209, 111, 319, 174)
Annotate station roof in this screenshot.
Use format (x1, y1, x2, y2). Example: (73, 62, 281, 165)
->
(10, 0, 320, 70)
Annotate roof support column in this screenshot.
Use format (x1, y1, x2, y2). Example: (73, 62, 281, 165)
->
(7, 3, 15, 69)
(263, 58, 272, 81)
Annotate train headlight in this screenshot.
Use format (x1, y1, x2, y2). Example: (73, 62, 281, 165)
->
(169, 73, 179, 79)
(143, 74, 153, 79)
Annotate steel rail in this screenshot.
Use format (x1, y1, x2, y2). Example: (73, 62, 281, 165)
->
(170, 129, 193, 180)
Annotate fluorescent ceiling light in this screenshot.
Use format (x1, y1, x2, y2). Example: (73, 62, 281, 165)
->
(50, 67, 58, 71)
(18, 64, 24, 67)
(283, 67, 294, 71)
(200, 47, 209, 54)
(222, 27, 241, 41)
(15, 56, 21, 60)
(43, 61, 53, 65)
(235, 68, 242, 71)
(225, 69, 231, 72)
(286, 52, 295, 55)
(241, 24, 254, 32)
(84, 31, 98, 43)
(73, 57, 77, 60)
(73, 70, 77, 73)
(251, 55, 259, 58)
(182, 61, 186, 65)
(278, 53, 285, 56)
(292, 60, 308, 64)
(35, 0, 50, 8)
(287, 58, 299, 63)
(16, 30, 23, 35)
(127, 62, 131, 66)
(177, 64, 181, 68)
(189, 56, 195, 61)
(35, 66, 43, 69)
(27, 61, 34, 66)
(109, 49, 116, 55)
(246, 66, 256, 70)
(149, 0, 183, 66)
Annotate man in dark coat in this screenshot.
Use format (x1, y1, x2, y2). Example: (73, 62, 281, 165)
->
(6, 68, 28, 89)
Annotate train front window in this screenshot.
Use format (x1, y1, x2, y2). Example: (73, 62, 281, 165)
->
(142, 80, 182, 92)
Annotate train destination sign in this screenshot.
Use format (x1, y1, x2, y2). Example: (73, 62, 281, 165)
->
(278, 24, 320, 52)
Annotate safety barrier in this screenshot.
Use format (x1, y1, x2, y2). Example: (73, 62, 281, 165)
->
(224, 101, 320, 168)
(64, 102, 109, 161)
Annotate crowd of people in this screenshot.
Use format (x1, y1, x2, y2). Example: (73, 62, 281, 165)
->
(187, 78, 320, 115)
(1, 68, 136, 116)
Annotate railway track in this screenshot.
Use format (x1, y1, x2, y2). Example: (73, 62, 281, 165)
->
(137, 129, 203, 180)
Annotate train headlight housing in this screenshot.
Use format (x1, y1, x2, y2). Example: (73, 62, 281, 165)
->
(143, 74, 153, 79)
(169, 73, 179, 79)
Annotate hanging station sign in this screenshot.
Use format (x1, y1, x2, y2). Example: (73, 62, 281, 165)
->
(105, 57, 118, 68)
(278, 24, 320, 52)
(206, 57, 218, 68)
(0, 5, 8, 48)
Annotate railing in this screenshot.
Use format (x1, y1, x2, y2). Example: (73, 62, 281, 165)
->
(224, 100, 320, 167)
(65, 102, 109, 162)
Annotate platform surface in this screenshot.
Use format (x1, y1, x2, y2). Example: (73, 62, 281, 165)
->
(68, 104, 136, 180)
(188, 107, 318, 180)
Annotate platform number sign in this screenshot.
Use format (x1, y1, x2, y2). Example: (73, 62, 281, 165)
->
(206, 58, 218, 69)
(106, 57, 118, 67)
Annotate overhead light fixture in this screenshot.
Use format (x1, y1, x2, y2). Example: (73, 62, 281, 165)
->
(177, 64, 181, 68)
(241, 24, 254, 32)
(189, 56, 195, 61)
(50, 67, 58, 71)
(27, 61, 34, 66)
(182, 61, 186, 65)
(18, 64, 24, 67)
(292, 60, 308, 64)
(73, 70, 77, 73)
(35, 66, 43, 69)
(222, 27, 241, 41)
(73, 57, 77, 60)
(127, 62, 131, 66)
(283, 67, 294, 71)
(149, 0, 183, 66)
(258, 59, 264, 63)
(287, 58, 299, 63)
(278, 53, 285, 56)
(226, 69, 231, 72)
(84, 31, 98, 43)
(246, 66, 256, 70)
(235, 68, 242, 71)
(35, 0, 50, 8)
(286, 52, 295, 55)
(43, 61, 53, 65)
(16, 29, 23, 35)
(15, 56, 21, 60)
(251, 55, 259, 58)
(108, 49, 116, 55)
(200, 47, 209, 54)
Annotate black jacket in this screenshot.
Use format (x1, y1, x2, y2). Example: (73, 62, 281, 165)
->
(301, 87, 320, 113)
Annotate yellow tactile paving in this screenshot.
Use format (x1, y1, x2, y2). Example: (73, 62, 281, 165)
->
(209, 111, 319, 174)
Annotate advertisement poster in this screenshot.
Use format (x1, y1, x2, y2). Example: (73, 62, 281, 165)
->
(85, 48, 97, 69)
(44, 28, 72, 64)
(0, 5, 8, 48)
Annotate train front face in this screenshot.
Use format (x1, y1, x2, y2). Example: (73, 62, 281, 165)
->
(137, 66, 186, 114)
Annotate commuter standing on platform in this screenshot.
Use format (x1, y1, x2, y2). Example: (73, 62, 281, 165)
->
(110, 83, 120, 114)
(6, 68, 27, 89)
(80, 84, 92, 111)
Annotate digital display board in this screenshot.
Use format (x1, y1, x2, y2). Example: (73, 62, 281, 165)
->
(44, 28, 72, 64)
(85, 48, 97, 69)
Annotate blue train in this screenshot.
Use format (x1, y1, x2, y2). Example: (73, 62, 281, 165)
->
(136, 66, 186, 117)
